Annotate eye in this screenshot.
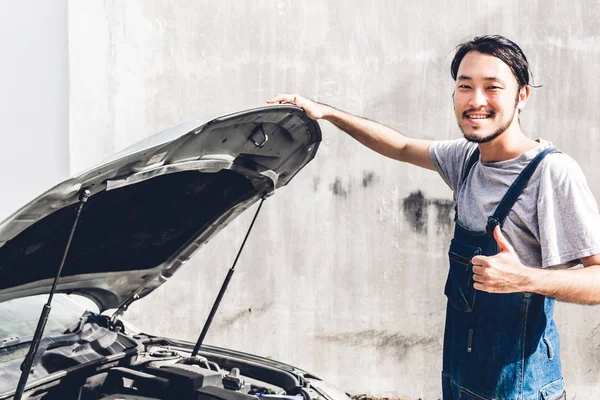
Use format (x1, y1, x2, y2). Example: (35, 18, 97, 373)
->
(487, 86, 502, 91)
(457, 85, 471, 90)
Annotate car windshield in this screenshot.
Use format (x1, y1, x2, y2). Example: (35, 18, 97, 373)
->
(0, 294, 98, 345)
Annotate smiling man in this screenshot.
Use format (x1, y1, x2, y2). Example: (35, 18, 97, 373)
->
(268, 35, 600, 400)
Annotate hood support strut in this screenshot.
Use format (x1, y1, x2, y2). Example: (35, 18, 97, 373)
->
(191, 197, 266, 357)
(14, 190, 91, 400)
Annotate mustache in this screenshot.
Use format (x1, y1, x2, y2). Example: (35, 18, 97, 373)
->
(462, 109, 496, 118)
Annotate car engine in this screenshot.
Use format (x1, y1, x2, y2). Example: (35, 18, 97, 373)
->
(10, 333, 326, 400)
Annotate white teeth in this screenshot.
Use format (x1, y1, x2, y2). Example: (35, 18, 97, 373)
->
(467, 115, 490, 119)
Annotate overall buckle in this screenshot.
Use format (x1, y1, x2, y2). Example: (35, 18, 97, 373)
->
(486, 216, 500, 236)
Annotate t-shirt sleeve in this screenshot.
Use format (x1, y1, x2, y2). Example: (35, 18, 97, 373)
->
(428, 139, 477, 194)
(537, 156, 600, 268)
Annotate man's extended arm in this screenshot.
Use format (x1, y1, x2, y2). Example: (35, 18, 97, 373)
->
(267, 94, 435, 170)
(472, 225, 600, 305)
(527, 255, 600, 305)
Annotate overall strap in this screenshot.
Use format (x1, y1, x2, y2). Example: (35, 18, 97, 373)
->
(486, 147, 559, 235)
(462, 147, 481, 186)
(454, 147, 481, 221)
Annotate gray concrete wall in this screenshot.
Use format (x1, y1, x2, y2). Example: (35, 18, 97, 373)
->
(0, 1, 69, 220)
(69, 1, 600, 398)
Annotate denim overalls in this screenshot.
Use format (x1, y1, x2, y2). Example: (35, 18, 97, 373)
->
(441, 147, 566, 400)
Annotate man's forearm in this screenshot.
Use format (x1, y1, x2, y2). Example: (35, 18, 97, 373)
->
(321, 105, 434, 170)
(526, 264, 600, 305)
(322, 106, 408, 160)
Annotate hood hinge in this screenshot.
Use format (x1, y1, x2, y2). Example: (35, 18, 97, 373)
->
(110, 292, 140, 327)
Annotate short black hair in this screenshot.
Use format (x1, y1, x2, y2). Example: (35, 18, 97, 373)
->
(450, 35, 535, 88)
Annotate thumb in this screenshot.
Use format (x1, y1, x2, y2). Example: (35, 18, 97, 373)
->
(493, 225, 514, 253)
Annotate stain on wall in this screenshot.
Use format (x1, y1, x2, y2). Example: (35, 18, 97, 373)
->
(317, 329, 438, 361)
(402, 191, 428, 233)
(215, 301, 274, 330)
(362, 171, 375, 188)
(328, 172, 378, 196)
(402, 191, 454, 234)
(431, 198, 454, 232)
(331, 177, 349, 197)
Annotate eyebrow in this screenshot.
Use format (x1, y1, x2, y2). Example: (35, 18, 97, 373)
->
(457, 75, 506, 85)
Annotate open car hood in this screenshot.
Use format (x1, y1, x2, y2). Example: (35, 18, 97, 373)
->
(0, 105, 320, 312)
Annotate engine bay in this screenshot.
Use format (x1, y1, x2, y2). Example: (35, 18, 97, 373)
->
(6, 330, 326, 400)
(85, 342, 319, 400)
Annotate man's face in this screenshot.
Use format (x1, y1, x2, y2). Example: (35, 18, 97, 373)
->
(453, 51, 526, 143)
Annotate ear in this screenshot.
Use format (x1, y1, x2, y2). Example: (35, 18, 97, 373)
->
(517, 85, 531, 110)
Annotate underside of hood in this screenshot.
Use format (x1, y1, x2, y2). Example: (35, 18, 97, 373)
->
(0, 105, 320, 311)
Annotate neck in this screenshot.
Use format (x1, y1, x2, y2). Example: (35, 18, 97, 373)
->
(477, 121, 538, 163)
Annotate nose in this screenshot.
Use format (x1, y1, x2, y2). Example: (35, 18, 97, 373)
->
(468, 89, 488, 109)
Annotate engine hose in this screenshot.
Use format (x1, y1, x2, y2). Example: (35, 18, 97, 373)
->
(176, 355, 209, 367)
(207, 361, 221, 372)
(289, 386, 311, 400)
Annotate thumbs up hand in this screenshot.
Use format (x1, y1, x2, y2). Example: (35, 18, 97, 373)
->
(471, 225, 533, 293)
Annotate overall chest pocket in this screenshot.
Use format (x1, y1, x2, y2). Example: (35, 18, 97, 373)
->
(445, 239, 481, 312)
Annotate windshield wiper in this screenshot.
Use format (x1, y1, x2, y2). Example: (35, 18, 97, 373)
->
(0, 336, 31, 349)
(14, 189, 90, 400)
(191, 197, 265, 357)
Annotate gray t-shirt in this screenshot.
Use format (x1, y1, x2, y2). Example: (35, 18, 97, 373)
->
(429, 138, 600, 269)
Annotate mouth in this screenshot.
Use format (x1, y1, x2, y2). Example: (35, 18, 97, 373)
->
(463, 110, 495, 121)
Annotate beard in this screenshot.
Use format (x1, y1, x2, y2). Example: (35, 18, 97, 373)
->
(459, 110, 514, 143)
(457, 91, 520, 143)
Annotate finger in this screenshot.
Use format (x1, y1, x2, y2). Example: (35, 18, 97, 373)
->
(472, 273, 485, 283)
(266, 95, 287, 104)
(471, 255, 487, 266)
(266, 93, 296, 104)
(494, 225, 515, 253)
(472, 265, 486, 276)
(473, 282, 487, 292)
